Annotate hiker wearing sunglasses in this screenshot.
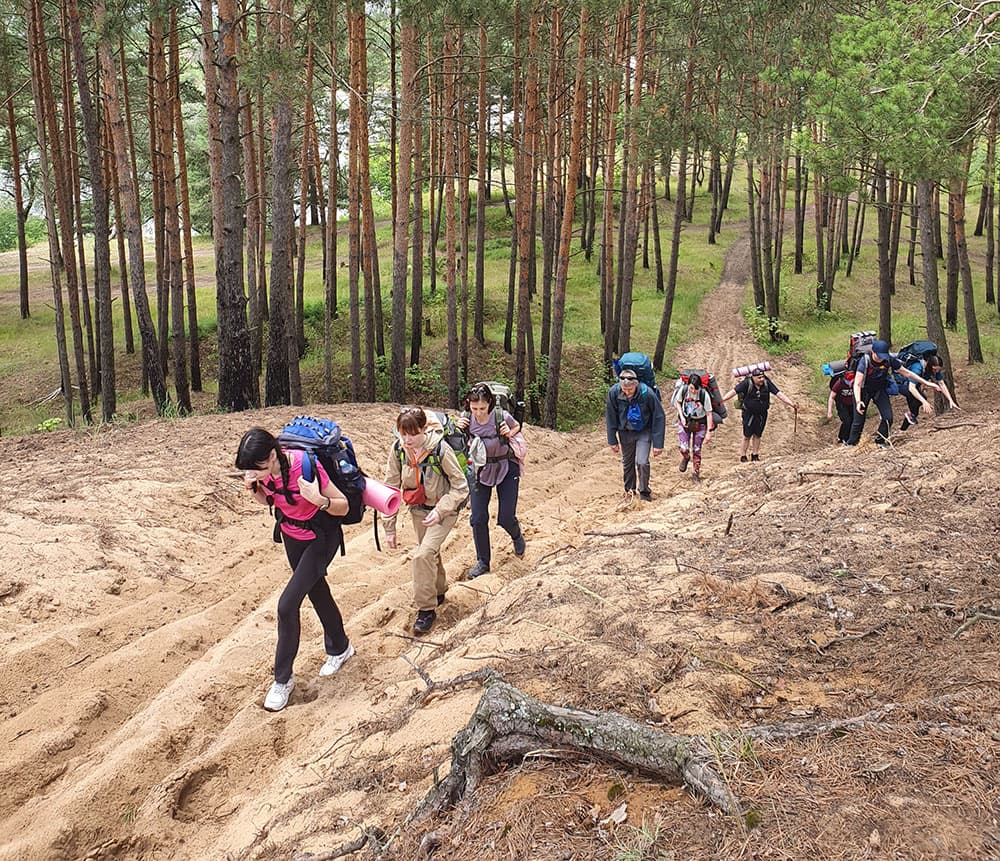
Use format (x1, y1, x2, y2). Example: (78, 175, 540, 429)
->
(721, 369, 797, 462)
(605, 370, 666, 501)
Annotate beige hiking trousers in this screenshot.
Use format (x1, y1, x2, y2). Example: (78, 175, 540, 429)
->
(410, 508, 459, 611)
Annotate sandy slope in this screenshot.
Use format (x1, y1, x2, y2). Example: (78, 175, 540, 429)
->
(1, 237, 997, 861)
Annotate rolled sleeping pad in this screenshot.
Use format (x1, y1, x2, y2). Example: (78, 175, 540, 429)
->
(822, 358, 848, 377)
(732, 361, 772, 378)
(361, 477, 402, 517)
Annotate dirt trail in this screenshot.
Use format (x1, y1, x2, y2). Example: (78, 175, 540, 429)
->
(1, 237, 998, 861)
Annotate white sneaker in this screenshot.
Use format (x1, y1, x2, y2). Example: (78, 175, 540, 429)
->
(263, 676, 294, 711)
(319, 642, 355, 677)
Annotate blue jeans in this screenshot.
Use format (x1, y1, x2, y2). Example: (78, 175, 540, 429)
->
(469, 462, 522, 565)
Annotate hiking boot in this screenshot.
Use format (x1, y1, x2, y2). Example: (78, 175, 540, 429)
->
(264, 677, 294, 712)
(639, 490, 652, 502)
(679, 456, 689, 473)
(319, 643, 355, 677)
(876, 439, 891, 449)
(739, 455, 748, 463)
(513, 534, 527, 558)
(751, 454, 760, 462)
(413, 609, 436, 635)
(900, 413, 915, 431)
(437, 593, 446, 606)
(467, 560, 490, 579)
(692, 469, 701, 481)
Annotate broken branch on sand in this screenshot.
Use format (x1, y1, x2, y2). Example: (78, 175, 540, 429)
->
(293, 826, 386, 861)
(929, 422, 980, 432)
(952, 611, 1000, 638)
(584, 528, 660, 537)
(797, 469, 865, 485)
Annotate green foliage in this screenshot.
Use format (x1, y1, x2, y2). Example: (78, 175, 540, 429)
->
(0, 210, 47, 253)
(34, 417, 62, 432)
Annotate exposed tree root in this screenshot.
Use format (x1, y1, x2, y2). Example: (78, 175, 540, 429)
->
(413, 676, 740, 822)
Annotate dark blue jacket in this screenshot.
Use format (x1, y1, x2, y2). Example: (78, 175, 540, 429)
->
(606, 383, 666, 448)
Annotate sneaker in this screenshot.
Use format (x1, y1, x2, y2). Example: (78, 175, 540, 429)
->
(900, 416, 912, 431)
(319, 643, 355, 677)
(740, 455, 748, 463)
(513, 534, 526, 558)
(264, 677, 294, 711)
(639, 490, 652, 502)
(413, 609, 436, 635)
(692, 469, 701, 480)
(467, 560, 490, 579)
(679, 456, 689, 473)
(876, 439, 890, 449)
(437, 593, 446, 606)
(751, 454, 760, 462)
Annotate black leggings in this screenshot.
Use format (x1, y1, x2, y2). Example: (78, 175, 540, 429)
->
(274, 526, 349, 684)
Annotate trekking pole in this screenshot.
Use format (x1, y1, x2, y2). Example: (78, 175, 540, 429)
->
(793, 405, 798, 441)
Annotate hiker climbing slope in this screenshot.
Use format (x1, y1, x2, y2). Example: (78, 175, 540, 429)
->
(605, 368, 666, 501)
(235, 428, 355, 712)
(721, 368, 797, 462)
(846, 339, 938, 447)
(671, 373, 715, 480)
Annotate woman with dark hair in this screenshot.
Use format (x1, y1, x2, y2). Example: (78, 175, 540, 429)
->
(671, 374, 714, 479)
(382, 407, 469, 635)
(899, 353, 958, 429)
(455, 383, 527, 579)
(236, 427, 354, 711)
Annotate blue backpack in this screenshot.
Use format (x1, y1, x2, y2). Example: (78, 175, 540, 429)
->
(277, 416, 368, 553)
(614, 351, 659, 396)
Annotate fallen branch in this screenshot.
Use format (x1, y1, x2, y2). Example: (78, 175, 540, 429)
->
(293, 826, 386, 861)
(386, 631, 445, 648)
(692, 652, 772, 694)
(413, 678, 740, 822)
(952, 612, 1000, 638)
(537, 544, 576, 564)
(797, 469, 865, 485)
(929, 422, 980, 432)
(815, 622, 888, 653)
(584, 528, 659, 537)
(567, 578, 620, 609)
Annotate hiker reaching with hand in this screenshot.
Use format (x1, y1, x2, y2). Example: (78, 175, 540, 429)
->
(454, 383, 527, 579)
(846, 339, 939, 447)
(382, 407, 469, 635)
(671, 373, 714, 480)
(898, 353, 958, 430)
(236, 428, 355, 713)
(605, 369, 666, 501)
(721, 369, 797, 462)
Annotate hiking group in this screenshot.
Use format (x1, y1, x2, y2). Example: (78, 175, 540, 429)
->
(236, 382, 527, 711)
(823, 332, 958, 448)
(235, 336, 959, 711)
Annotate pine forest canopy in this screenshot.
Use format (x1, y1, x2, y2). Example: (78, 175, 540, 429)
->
(0, 0, 996, 432)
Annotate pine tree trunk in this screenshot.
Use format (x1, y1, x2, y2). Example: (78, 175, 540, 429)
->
(916, 178, 953, 382)
(544, 7, 588, 429)
(4, 76, 30, 320)
(216, 0, 256, 410)
(325, 1, 339, 398)
(357, 34, 379, 396)
(616, 0, 647, 355)
(26, 0, 74, 425)
(152, 11, 191, 413)
(264, 0, 297, 406)
(294, 40, 315, 359)
(347, 5, 363, 400)
(457, 31, 471, 379)
(241, 86, 262, 378)
(67, 0, 116, 420)
(96, 0, 167, 410)
(410, 38, 424, 370)
(32, 0, 92, 422)
(950, 170, 984, 363)
(540, 7, 563, 359)
(390, 12, 415, 403)
(473, 22, 488, 346)
(104, 106, 135, 354)
(443, 21, 460, 407)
